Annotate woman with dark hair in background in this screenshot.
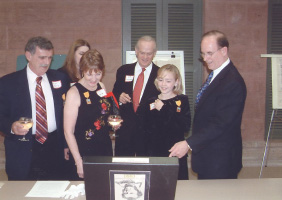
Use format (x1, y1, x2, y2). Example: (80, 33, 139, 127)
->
(58, 39, 90, 86)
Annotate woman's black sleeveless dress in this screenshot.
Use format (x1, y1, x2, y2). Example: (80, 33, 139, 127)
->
(68, 83, 113, 180)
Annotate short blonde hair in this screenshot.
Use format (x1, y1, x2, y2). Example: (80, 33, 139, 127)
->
(154, 64, 183, 95)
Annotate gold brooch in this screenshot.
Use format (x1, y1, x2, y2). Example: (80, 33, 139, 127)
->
(84, 91, 91, 104)
(176, 100, 181, 112)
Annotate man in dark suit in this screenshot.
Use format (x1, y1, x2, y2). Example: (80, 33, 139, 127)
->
(169, 30, 247, 179)
(113, 36, 160, 156)
(0, 36, 69, 180)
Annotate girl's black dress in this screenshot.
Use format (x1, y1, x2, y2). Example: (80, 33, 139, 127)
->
(144, 94, 191, 180)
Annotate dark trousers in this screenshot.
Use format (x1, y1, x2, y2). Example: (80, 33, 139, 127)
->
(198, 172, 238, 180)
(178, 156, 189, 180)
(28, 131, 64, 180)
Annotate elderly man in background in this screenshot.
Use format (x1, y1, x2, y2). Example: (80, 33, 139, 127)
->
(113, 35, 160, 156)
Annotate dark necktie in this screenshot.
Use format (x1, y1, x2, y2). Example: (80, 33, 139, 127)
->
(195, 71, 214, 106)
(133, 68, 146, 112)
(35, 77, 48, 144)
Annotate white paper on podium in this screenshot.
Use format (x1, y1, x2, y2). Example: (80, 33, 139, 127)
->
(112, 157, 149, 163)
(26, 181, 70, 198)
(0, 182, 4, 188)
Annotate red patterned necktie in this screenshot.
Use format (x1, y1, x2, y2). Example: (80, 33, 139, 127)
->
(35, 77, 48, 144)
(133, 68, 146, 112)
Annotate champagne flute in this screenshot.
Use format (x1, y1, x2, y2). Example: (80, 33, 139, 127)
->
(18, 117, 33, 142)
(108, 115, 123, 138)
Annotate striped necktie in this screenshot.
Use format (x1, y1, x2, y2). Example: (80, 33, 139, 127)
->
(35, 76, 48, 144)
(195, 71, 214, 107)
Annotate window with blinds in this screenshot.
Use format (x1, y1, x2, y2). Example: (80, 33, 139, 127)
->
(130, 4, 157, 50)
(265, 0, 282, 139)
(167, 3, 195, 110)
(122, 0, 202, 134)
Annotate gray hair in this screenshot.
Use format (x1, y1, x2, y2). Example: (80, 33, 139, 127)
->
(135, 35, 157, 52)
(24, 36, 54, 55)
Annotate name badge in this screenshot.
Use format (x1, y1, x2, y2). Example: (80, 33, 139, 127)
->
(96, 89, 107, 97)
(52, 80, 62, 89)
(125, 75, 134, 82)
(150, 103, 156, 110)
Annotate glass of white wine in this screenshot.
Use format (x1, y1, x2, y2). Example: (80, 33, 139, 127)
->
(108, 115, 123, 138)
(18, 117, 33, 142)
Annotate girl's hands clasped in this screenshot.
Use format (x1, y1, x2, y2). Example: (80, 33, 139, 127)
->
(154, 99, 164, 111)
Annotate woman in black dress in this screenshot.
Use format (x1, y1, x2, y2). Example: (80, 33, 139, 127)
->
(64, 49, 114, 179)
(144, 64, 191, 180)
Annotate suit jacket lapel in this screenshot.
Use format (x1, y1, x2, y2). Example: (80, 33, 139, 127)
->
(139, 63, 158, 105)
(16, 68, 32, 117)
(127, 63, 135, 97)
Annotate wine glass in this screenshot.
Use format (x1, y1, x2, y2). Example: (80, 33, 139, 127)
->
(18, 117, 33, 142)
(108, 115, 123, 138)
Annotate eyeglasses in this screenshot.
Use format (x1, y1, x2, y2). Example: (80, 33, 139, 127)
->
(200, 48, 222, 58)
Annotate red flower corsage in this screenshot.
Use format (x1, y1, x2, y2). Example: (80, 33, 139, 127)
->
(94, 120, 101, 130)
(102, 103, 107, 110)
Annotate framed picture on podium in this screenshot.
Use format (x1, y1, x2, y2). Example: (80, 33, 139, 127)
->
(109, 170, 150, 200)
(83, 156, 178, 200)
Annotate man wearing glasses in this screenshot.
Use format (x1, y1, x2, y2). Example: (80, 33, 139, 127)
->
(169, 30, 247, 180)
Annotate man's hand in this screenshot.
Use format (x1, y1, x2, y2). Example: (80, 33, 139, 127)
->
(119, 92, 131, 104)
(11, 121, 29, 135)
(169, 140, 190, 158)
